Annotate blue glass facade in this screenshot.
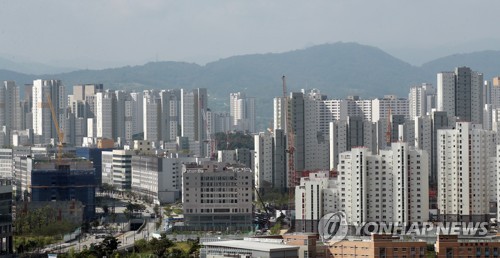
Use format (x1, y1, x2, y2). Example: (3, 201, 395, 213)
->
(31, 164, 96, 220)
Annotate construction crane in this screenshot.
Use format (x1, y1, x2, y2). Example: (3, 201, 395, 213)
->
(46, 93, 64, 163)
(283, 76, 296, 214)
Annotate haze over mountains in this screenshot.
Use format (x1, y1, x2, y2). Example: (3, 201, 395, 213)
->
(2, 42, 500, 127)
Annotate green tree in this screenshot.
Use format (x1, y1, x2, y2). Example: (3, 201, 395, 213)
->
(270, 222, 282, 235)
(187, 238, 201, 256)
(133, 239, 150, 253)
(169, 248, 189, 257)
(99, 235, 120, 257)
(150, 234, 174, 257)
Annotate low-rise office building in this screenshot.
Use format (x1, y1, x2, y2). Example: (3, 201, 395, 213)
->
(329, 234, 427, 257)
(201, 240, 299, 258)
(182, 163, 253, 231)
(435, 234, 500, 258)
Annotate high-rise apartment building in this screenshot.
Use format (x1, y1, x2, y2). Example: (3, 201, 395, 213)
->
(160, 90, 180, 142)
(230, 92, 256, 133)
(437, 67, 483, 124)
(32, 79, 65, 145)
(143, 90, 161, 141)
(329, 117, 377, 170)
(273, 97, 286, 131)
(408, 83, 435, 118)
(338, 142, 429, 225)
(181, 88, 208, 156)
(288, 91, 329, 172)
(438, 122, 496, 222)
(129, 91, 144, 136)
(67, 84, 104, 146)
(371, 95, 409, 123)
(295, 171, 336, 232)
(0, 81, 21, 146)
(254, 129, 287, 191)
(95, 91, 114, 139)
(211, 111, 232, 133)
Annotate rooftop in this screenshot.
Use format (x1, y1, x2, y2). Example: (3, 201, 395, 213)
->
(203, 240, 299, 252)
(33, 158, 94, 170)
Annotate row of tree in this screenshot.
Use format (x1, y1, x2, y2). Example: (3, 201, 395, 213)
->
(57, 234, 200, 258)
(14, 205, 77, 236)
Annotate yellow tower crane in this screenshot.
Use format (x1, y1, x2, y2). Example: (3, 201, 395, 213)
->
(46, 93, 64, 163)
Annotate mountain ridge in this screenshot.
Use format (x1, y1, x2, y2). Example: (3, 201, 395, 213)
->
(2, 42, 500, 129)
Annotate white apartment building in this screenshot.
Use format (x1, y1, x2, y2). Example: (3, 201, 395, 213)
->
(414, 116, 433, 178)
(211, 111, 231, 133)
(101, 151, 113, 185)
(371, 95, 409, 123)
(113, 90, 128, 143)
(273, 97, 286, 131)
(218, 150, 237, 164)
(182, 163, 254, 231)
(437, 67, 483, 124)
(230, 92, 256, 133)
(275, 92, 371, 138)
(123, 94, 135, 144)
(295, 171, 337, 232)
(143, 90, 161, 141)
(32, 79, 65, 145)
(329, 117, 377, 170)
(408, 83, 435, 119)
(338, 142, 429, 225)
(438, 122, 496, 222)
(95, 91, 114, 139)
(314, 96, 372, 134)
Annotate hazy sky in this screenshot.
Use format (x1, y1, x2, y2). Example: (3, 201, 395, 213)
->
(1, 0, 500, 69)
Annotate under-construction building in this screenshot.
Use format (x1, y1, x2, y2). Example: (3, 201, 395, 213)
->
(30, 158, 96, 220)
(0, 179, 13, 255)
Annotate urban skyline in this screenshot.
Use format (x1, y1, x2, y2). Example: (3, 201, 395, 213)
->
(3, 65, 500, 256)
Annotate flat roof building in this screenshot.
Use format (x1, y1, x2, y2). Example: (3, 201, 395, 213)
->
(329, 234, 427, 258)
(435, 234, 500, 258)
(182, 163, 253, 231)
(201, 240, 299, 258)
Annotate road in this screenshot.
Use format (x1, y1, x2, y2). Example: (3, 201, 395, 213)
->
(54, 198, 161, 253)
